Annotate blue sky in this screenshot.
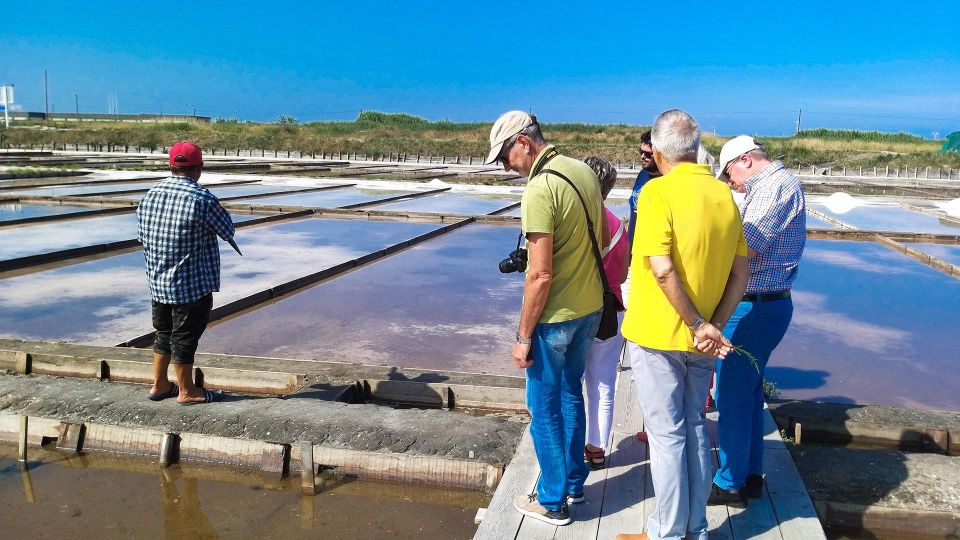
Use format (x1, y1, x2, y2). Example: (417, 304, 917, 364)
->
(5, 1, 959, 136)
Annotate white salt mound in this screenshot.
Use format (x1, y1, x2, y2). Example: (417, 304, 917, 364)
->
(935, 198, 960, 218)
(822, 192, 861, 215)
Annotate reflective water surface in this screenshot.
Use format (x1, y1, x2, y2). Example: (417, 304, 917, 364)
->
(200, 223, 524, 375)
(238, 187, 413, 208)
(7, 181, 160, 197)
(0, 202, 94, 222)
(0, 218, 438, 344)
(0, 214, 141, 261)
(905, 242, 960, 267)
(0, 448, 485, 540)
(770, 239, 960, 410)
(811, 203, 960, 234)
(370, 193, 520, 215)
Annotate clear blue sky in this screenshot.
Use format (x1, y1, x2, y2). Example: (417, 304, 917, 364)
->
(5, 1, 959, 136)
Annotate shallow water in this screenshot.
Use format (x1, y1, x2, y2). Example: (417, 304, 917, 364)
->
(7, 180, 160, 197)
(237, 187, 414, 208)
(0, 202, 94, 221)
(0, 448, 485, 540)
(769, 239, 960, 410)
(199, 223, 524, 375)
(370, 193, 520, 215)
(811, 203, 960, 234)
(0, 213, 141, 260)
(904, 242, 960, 267)
(0, 218, 439, 345)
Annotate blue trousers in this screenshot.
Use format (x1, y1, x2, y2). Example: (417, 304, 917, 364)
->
(713, 297, 793, 491)
(526, 310, 601, 511)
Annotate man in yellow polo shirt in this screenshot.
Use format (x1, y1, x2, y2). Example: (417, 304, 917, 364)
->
(485, 111, 603, 526)
(616, 110, 749, 540)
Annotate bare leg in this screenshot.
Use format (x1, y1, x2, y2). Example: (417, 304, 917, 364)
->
(150, 352, 174, 396)
(174, 363, 206, 403)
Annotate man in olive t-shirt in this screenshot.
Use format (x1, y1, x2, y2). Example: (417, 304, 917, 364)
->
(485, 111, 603, 527)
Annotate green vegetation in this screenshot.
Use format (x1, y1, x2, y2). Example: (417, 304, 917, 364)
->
(2, 111, 958, 169)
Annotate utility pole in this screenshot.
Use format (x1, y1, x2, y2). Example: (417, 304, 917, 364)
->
(44, 70, 49, 120)
(75, 94, 79, 122)
(795, 108, 802, 135)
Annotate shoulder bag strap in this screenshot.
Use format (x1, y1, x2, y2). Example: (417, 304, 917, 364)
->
(540, 168, 614, 296)
(600, 218, 625, 258)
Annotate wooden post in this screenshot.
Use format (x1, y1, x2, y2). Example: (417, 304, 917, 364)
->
(300, 441, 316, 495)
(795, 421, 803, 445)
(858, 166, 862, 176)
(18, 415, 28, 464)
(57, 423, 84, 455)
(159, 433, 177, 468)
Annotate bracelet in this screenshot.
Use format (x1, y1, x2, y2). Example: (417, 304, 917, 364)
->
(687, 316, 705, 332)
(516, 332, 532, 345)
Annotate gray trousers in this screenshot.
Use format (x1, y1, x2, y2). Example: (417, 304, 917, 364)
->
(627, 341, 715, 540)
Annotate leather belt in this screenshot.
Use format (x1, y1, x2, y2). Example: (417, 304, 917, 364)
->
(742, 290, 791, 303)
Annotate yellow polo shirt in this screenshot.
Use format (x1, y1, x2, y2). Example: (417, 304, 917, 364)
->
(621, 163, 747, 352)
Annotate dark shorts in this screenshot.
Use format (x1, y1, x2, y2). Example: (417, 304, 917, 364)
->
(151, 294, 213, 365)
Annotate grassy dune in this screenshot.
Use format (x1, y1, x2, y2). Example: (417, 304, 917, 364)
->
(3, 112, 958, 168)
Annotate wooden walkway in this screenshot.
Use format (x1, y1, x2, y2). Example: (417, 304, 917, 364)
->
(474, 359, 826, 540)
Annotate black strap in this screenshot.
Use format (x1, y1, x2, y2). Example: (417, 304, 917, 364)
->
(540, 168, 615, 298)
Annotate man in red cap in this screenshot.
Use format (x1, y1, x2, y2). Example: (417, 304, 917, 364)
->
(136, 142, 236, 405)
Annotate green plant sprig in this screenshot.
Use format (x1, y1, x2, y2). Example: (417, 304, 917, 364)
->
(732, 345, 761, 374)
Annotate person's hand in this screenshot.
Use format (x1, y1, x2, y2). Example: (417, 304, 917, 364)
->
(693, 322, 733, 358)
(513, 342, 533, 369)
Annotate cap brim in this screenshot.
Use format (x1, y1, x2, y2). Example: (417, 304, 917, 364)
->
(484, 141, 504, 165)
(715, 163, 728, 180)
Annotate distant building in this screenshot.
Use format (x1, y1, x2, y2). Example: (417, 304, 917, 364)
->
(8, 112, 211, 123)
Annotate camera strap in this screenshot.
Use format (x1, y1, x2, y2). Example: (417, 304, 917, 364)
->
(540, 168, 620, 307)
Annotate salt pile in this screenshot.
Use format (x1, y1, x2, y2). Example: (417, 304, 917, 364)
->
(934, 198, 960, 218)
(821, 192, 861, 215)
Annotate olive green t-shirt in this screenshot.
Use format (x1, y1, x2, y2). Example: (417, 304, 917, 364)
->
(520, 146, 604, 323)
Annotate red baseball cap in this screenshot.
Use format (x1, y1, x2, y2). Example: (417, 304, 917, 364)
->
(169, 141, 203, 167)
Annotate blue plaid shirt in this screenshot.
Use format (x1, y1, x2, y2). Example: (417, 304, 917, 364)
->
(137, 176, 235, 304)
(741, 161, 806, 293)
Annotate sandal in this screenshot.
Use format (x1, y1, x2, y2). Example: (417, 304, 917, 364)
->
(148, 382, 178, 402)
(584, 446, 606, 470)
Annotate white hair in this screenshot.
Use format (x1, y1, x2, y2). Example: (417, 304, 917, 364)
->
(651, 109, 701, 163)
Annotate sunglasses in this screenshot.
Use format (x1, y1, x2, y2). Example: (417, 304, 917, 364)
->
(498, 136, 518, 166)
(640, 150, 654, 158)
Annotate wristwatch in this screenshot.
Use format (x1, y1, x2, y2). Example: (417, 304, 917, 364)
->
(516, 332, 532, 345)
(687, 316, 705, 332)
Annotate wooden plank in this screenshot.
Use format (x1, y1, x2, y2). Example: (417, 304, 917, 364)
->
(596, 430, 648, 539)
(815, 501, 958, 538)
(555, 459, 610, 539)
(475, 428, 539, 540)
(764, 447, 827, 540)
(706, 448, 735, 540)
(611, 362, 642, 435)
(56, 422, 85, 454)
(18, 415, 27, 463)
(159, 433, 177, 467)
(300, 441, 316, 495)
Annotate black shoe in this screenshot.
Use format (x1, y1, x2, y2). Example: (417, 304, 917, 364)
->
(744, 474, 764, 499)
(708, 483, 746, 508)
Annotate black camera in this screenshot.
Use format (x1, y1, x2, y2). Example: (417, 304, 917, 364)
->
(499, 233, 528, 273)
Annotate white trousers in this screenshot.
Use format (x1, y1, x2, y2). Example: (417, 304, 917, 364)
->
(627, 342, 715, 540)
(583, 311, 625, 449)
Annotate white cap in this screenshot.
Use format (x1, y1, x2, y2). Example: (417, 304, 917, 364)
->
(717, 135, 760, 179)
(485, 111, 535, 165)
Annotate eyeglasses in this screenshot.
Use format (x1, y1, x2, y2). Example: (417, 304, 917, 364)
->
(640, 150, 654, 159)
(497, 136, 518, 166)
(723, 154, 744, 179)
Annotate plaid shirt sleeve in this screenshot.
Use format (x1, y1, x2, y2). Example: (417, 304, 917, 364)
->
(199, 193, 235, 241)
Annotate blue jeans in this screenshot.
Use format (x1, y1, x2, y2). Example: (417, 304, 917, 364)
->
(713, 297, 793, 491)
(526, 310, 601, 511)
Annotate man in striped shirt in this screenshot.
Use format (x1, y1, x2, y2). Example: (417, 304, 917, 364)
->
(708, 136, 806, 507)
(137, 142, 235, 405)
